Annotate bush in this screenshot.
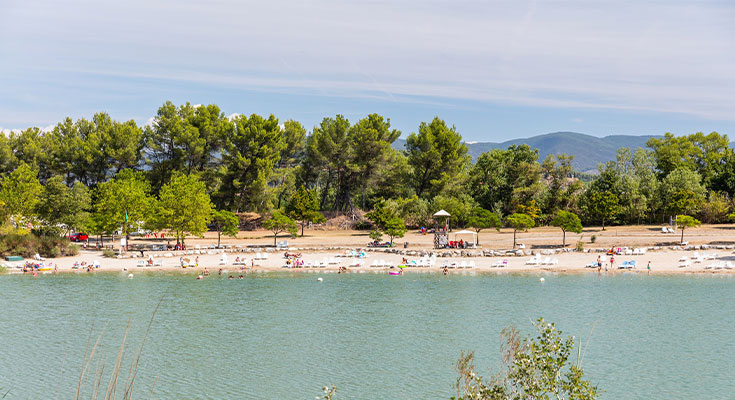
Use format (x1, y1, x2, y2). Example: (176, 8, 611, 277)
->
(65, 244, 80, 256)
(590, 234, 597, 243)
(0, 265, 7, 274)
(576, 241, 584, 251)
(354, 219, 374, 230)
(0, 232, 77, 258)
(102, 248, 116, 258)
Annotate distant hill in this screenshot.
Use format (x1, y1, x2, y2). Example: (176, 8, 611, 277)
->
(393, 131, 661, 173)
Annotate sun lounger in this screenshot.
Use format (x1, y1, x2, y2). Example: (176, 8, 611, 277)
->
(459, 261, 468, 268)
(491, 259, 507, 268)
(541, 257, 551, 265)
(136, 260, 146, 267)
(525, 255, 540, 265)
(549, 258, 558, 265)
(468, 260, 476, 268)
(679, 260, 690, 268)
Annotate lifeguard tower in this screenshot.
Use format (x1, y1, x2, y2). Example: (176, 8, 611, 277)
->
(433, 209, 450, 249)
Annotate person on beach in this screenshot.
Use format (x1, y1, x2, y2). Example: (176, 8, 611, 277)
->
(218, 268, 223, 276)
(597, 255, 602, 272)
(203, 267, 210, 276)
(195, 256, 199, 267)
(647, 261, 651, 275)
(443, 266, 448, 275)
(608, 256, 614, 271)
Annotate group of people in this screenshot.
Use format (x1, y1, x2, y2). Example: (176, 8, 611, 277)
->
(596, 254, 652, 274)
(168, 241, 186, 251)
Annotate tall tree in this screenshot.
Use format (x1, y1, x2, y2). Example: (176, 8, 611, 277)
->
(273, 120, 307, 209)
(540, 154, 581, 215)
(145, 102, 228, 192)
(35, 177, 90, 235)
(286, 186, 326, 236)
(348, 113, 401, 209)
(154, 173, 214, 245)
(221, 113, 283, 212)
(93, 169, 155, 244)
(470, 145, 543, 215)
(661, 169, 706, 218)
(582, 191, 620, 230)
(0, 162, 43, 225)
(302, 115, 353, 212)
(406, 117, 470, 198)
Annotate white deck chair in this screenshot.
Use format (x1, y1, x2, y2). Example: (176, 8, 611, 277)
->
(525, 255, 540, 265)
(459, 261, 468, 268)
(541, 257, 551, 265)
(550, 258, 558, 265)
(468, 260, 476, 268)
(679, 260, 691, 268)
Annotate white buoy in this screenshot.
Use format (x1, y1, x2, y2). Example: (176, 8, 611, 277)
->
(317, 277, 323, 282)
(128, 273, 133, 279)
(539, 277, 545, 282)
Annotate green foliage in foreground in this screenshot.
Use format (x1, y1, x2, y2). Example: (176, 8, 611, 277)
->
(453, 318, 598, 400)
(320, 318, 599, 400)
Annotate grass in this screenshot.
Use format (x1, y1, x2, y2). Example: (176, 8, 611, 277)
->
(74, 297, 163, 400)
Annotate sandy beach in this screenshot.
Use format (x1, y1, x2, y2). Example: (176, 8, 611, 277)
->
(6, 224, 735, 275)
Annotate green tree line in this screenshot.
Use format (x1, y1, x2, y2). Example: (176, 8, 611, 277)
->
(1, 101, 732, 244)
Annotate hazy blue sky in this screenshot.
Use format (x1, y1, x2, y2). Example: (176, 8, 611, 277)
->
(1, 0, 733, 141)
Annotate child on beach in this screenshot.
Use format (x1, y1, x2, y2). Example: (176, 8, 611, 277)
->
(647, 261, 651, 274)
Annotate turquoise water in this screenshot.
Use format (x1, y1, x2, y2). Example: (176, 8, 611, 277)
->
(1, 271, 733, 399)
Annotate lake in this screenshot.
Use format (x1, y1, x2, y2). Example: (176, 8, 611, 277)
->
(1, 271, 733, 399)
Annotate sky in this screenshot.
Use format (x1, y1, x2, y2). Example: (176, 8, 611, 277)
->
(1, 0, 733, 142)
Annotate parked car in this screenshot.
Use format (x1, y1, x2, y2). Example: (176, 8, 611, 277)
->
(69, 232, 89, 242)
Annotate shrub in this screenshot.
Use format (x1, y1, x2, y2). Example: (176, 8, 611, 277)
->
(102, 248, 116, 258)
(0, 265, 8, 274)
(354, 219, 373, 230)
(590, 234, 597, 243)
(576, 241, 585, 251)
(0, 232, 78, 258)
(65, 244, 80, 256)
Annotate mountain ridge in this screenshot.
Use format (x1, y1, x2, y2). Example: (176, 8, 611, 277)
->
(394, 131, 656, 173)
